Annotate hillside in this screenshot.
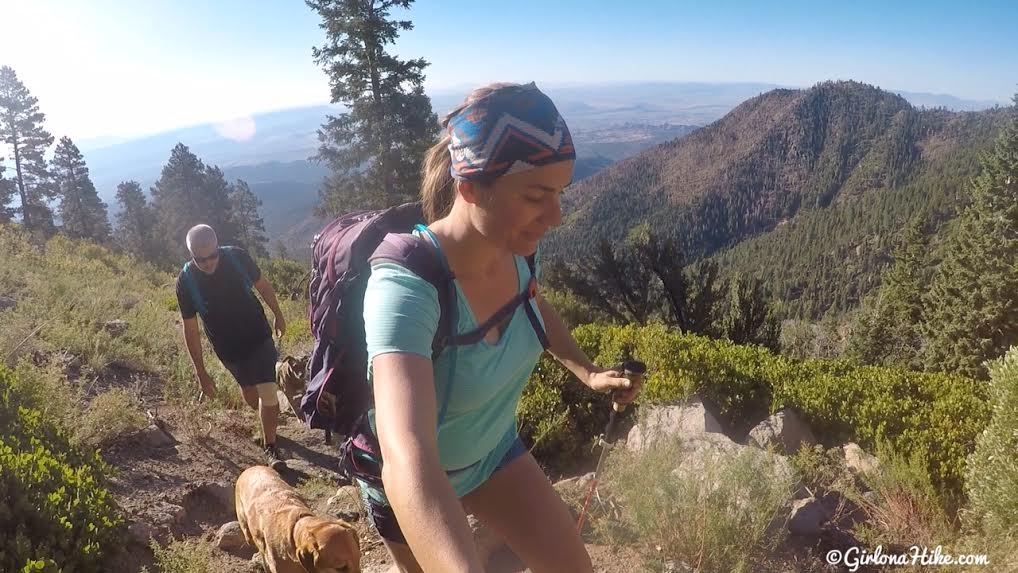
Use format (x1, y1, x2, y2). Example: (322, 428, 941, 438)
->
(547, 81, 1007, 316)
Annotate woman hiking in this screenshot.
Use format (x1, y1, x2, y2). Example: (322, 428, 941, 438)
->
(347, 82, 643, 573)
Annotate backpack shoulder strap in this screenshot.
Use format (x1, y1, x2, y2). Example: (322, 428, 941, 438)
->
(221, 247, 254, 292)
(181, 262, 208, 318)
(370, 233, 455, 359)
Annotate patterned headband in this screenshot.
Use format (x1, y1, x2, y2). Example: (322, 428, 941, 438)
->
(447, 83, 575, 183)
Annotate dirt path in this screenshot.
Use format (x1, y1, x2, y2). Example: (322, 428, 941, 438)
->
(102, 396, 646, 573)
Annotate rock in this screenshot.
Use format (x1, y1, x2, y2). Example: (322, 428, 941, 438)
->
(626, 398, 724, 454)
(138, 424, 176, 448)
(843, 442, 880, 476)
(787, 496, 829, 536)
(469, 514, 507, 565)
(216, 521, 246, 550)
(195, 482, 234, 507)
(746, 409, 816, 455)
(554, 472, 595, 492)
(668, 433, 797, 510)
(327, 485, 362, 521)
(103, 319, 129, 337)
(128, 521, 159, 545)
(148, 501, 187, 527)
(0, 295, 15, 311)
(120, 294, 141, 310)
(249, 552, 266, 572)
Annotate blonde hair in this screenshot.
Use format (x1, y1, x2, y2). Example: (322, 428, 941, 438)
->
(420, 82, 520, 223)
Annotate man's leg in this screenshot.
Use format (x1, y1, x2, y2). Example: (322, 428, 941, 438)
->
(253, 382, 280, 446)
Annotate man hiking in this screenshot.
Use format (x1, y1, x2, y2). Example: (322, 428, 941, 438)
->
(176, 224, 288, 470)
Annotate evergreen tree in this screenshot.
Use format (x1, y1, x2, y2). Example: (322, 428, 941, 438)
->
(0, 158, 14, 223)
(307, 0, 438, 215)
(847, 216, 929, 369)
(114, 180, 158, 260)
(721, 274, 780, 351)
(0, 66, 55, 234)
(228, 179, 268, 258)
(150, 144, 236, 262)
(50, 136, 111, 242)
(921, 96, 1018, 379)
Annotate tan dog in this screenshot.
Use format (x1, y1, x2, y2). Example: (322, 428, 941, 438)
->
(235, 465, 361, 573)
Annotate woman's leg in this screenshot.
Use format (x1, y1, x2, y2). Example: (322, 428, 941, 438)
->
(462, 451, 593, 573)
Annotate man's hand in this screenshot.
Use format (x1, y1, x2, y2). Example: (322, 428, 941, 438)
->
(197, 369, 216, 401)
(273, 313, 287, 339)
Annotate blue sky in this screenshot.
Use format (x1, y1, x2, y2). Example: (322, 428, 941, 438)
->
(2, 0, 1015, 141)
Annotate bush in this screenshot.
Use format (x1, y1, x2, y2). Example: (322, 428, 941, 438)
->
(850, 443, 953, 549)
(602, 439, 794, 572)
(0, 365, 123, 572)
(519, 323, 990, 495)
(143, 538, 218, 573)
(964, 346, 1018, 536)
(76, 387, 148, 447)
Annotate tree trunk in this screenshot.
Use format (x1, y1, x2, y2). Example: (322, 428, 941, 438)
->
(363, 0, 394, 198)
(11, 135, 30, 230)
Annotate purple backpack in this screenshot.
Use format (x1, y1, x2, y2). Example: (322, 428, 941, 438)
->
(301, 202, 549, 437)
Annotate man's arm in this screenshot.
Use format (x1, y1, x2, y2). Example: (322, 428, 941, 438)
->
(182, 317, 216, 399)
(253, 277, 286, 337)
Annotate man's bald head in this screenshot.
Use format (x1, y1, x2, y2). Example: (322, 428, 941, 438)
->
(186, 224, 218, 254)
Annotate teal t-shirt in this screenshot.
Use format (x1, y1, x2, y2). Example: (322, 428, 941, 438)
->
(361, 245, 545, 501)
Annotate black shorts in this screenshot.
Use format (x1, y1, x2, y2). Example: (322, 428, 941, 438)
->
(222, 337, 277, 387)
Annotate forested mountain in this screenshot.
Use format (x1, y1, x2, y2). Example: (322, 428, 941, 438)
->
(547, 81, 1007, 318)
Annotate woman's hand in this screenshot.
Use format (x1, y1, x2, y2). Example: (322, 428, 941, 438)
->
(585, 367, 643, 405)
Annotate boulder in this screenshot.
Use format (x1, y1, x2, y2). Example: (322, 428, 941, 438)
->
(0, 295, 15, 311)
(127, 521, 159, 545)
(746, 408, 816, 455)
(216, 521, 246, 550)
(103, 319, 129, 337)
(137, 424, 176, 448)
(787, 496, 829, 536)
(626, 398, 724, 454)
(842, 442, 880, 476)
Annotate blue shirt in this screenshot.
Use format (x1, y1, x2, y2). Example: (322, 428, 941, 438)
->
(361, 247, 544, 499)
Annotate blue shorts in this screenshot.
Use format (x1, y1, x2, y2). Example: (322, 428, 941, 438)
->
(348, 436, 528, 544)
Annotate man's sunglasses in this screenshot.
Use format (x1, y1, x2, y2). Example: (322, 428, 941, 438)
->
(192, 250, 220, 263)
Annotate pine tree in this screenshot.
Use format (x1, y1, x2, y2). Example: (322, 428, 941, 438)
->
(228, 179, 268, 258)
(921, 96, 1018, 379)
(150, 144, 236, 262)
(50, 137, 111, 242)
(114, 180, 158, 261)
(847, 216, 929, 369)
(0, 158, 15, 223)
(721, 274, 780, 351)
(0, 66, 55, 234)
(307, 0, 438, 215)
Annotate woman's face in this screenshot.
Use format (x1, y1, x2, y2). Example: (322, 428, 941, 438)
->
(464, 160, 573, 256)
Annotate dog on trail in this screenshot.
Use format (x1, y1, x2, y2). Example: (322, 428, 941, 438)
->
(235, 465, 361, 573)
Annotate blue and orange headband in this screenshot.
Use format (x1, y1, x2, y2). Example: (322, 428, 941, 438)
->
(447, 83, 575, 183)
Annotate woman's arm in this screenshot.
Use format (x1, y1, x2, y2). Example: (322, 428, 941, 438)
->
(535, 294, 640, 404)
(372, 351, 486, 572)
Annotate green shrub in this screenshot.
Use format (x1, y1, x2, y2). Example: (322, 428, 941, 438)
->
(602, 439, 794, 572)
(144, 538, 218, 573)
(0, 364, 123, 572)
(76, 387, 148, 447)
(965, 346, 1018, 536)
(850, 443, 953, 549)
(519, 323, 989, 495)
